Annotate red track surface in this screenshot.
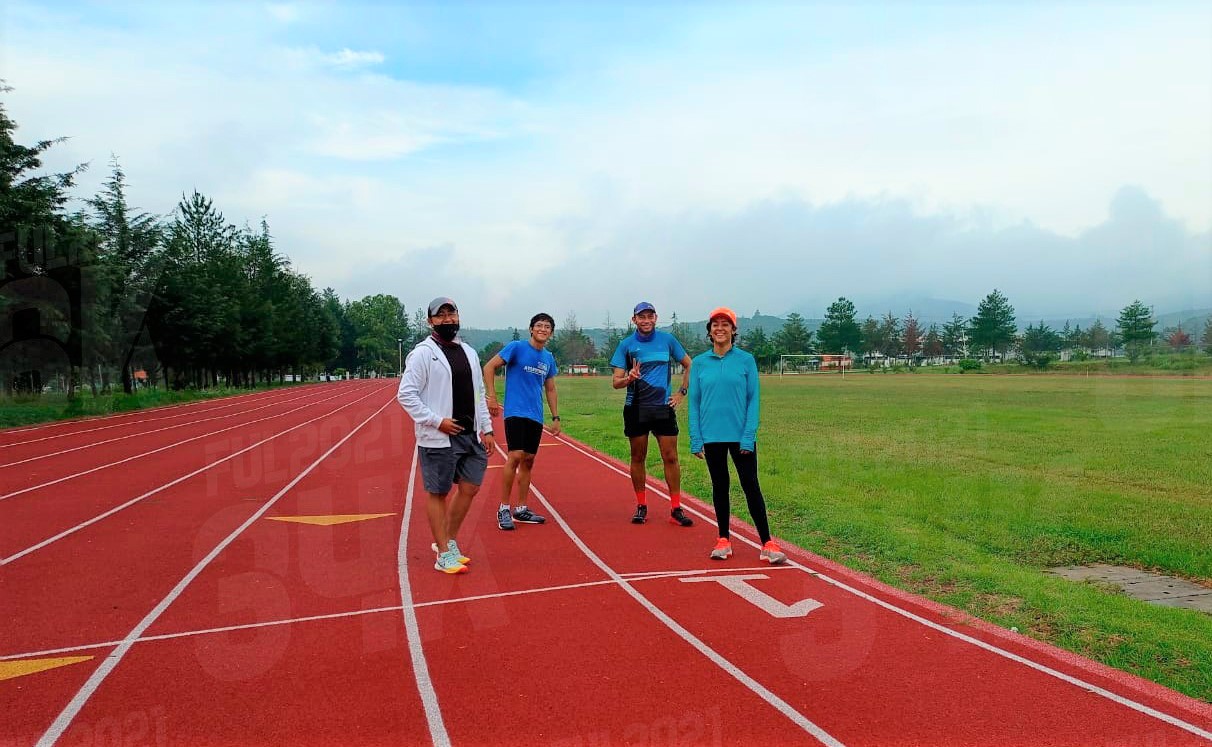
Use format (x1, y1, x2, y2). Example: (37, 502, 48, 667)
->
(2, 380, 1209, 746)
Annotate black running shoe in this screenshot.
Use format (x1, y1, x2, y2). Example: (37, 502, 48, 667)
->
(670, 507, 693, 527)
(630, 504, 648, 524)
(513, 507, 546, 524)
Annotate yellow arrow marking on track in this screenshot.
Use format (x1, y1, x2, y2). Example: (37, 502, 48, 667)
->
(0, 656, 94, 682)
(266, 513, 396, 526)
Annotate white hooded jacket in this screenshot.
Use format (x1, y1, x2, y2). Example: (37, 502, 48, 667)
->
(397, 335, 493, 448)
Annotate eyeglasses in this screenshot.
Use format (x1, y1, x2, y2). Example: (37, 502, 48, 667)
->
(532, 323, 553, 331)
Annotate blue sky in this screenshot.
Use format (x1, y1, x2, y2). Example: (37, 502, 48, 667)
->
(3, 1, 1209, 325)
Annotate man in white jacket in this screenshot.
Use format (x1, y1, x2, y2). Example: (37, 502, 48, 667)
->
(398, 297, 496, 574)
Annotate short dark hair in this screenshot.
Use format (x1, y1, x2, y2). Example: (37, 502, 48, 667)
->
(530, 312, 555, 329)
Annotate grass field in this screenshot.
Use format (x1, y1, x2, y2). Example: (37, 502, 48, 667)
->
(551, 373, 1212, 702)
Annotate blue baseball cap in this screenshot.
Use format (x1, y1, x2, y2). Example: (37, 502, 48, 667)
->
(633, 301, 656, 315)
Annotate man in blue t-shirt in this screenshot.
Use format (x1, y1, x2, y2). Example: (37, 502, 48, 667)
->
(609, 301, 695, 527)
(483, 313, 561, 530)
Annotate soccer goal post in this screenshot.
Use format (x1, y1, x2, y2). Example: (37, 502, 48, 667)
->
(778, 353, 853, 377)
(778, 354, 818, 375)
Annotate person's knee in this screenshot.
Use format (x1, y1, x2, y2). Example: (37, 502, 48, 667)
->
(520, 454, 536, 470)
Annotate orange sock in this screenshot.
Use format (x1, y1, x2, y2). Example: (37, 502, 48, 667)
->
(670, 493, 681, 509)
(635, 489, 647, 506)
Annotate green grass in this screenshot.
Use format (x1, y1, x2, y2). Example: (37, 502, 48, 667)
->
(0, 384, 302, 429)
(553, 374, 1212, 702)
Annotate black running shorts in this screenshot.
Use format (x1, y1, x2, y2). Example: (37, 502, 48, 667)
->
(504, 416, 544, 454)
(622, 404, 679, 438)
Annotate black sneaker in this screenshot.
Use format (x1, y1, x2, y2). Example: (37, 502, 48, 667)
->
(513, 507, 546, 524)
(630, 504, 648, 524)
(670, 507, 693, 527)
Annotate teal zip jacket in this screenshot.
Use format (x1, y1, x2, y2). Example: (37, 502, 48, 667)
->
(688, 345, 760, 454)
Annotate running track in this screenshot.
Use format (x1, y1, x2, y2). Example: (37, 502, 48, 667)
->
(1, 380, 1209, 746)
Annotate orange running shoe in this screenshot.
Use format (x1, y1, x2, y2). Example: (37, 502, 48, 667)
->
(710, 538, 733, 560)
(760, 541, 787, 565)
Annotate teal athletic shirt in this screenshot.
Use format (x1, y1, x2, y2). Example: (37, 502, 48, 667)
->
(687, 346, 760, 454)
(609, 330, 687, 408)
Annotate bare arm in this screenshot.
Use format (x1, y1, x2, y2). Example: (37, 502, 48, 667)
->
(669, 354, 693, 408)
(483, 354, 505, 416)
(544, 376, 561, 435)
(612, 362, 640, 390)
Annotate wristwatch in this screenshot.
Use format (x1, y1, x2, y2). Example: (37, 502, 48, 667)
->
(678, 387, 688, 396)
(551, 415, 561, 421)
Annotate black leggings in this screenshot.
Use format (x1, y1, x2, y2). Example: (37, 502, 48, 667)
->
(703, 442, 771, 544)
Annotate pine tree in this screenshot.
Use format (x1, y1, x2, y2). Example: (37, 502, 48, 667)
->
(1020, 322, 1062, 368)
(1116, 300, 1156, 362)
(942, 313, 968, 359)
(878, 312, 902, 359)
(86, 158, 163, 393)
(817, 297, 862, 354)
(901, 311, 922, 362)
(968, 290, 1017, 361)
(923, 325, 944, 360)
(773, 312, 813, 354)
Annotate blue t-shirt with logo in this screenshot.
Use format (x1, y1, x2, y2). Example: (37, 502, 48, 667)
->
(499, 340, 558, 423)
(609, 330, 688, 407)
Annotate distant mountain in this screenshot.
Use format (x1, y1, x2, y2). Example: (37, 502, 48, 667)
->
(796, 295, 976, 327)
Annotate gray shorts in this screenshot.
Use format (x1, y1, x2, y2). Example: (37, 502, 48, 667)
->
(418, 433, 489, 495)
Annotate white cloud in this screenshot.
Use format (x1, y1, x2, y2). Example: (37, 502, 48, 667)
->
(2, 1, 1208, 326)
(319, 48, 385, 69)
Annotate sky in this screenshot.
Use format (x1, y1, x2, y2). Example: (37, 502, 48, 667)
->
(3, 1, 1210, 327)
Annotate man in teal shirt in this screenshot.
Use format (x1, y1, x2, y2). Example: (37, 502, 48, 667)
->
(610, 301, 695, 527)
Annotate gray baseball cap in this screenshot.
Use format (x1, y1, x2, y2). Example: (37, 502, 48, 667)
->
(427, 297, 458, 317)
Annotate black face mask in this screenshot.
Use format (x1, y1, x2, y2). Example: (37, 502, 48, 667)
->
(434, 323, 460, 342)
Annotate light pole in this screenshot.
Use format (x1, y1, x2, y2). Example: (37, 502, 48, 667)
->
(397, 338, 404, 377)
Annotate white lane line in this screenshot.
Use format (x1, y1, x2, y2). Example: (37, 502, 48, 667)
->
(0, 384, 328, 450)
(554, 435, 1212, 742)
(397, 441, 452, 747)
(621, 565, 800, 579)
(0, 387, 390, 565)
(492, 444, 845, 747)
(4, 569, 776, 662)
(0, 384, 377, 502)
(0, 385, 313, 438)
(2, 388, 336, 466)
(35, 399, 394, 747)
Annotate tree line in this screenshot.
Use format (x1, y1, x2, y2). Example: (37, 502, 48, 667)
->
(532, 292, 1210, 373)
(729, 292, 1211, 371)
(2, 91, 421, 395)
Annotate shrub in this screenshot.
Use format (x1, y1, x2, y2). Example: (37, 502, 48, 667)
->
(958, 359, 982, 372)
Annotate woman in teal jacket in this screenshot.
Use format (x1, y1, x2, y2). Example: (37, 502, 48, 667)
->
(688, 307, 786, 564)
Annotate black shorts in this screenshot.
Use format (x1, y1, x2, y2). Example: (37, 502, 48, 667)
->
(623, 404, 679, 439)
(504, 416, 544, 454)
